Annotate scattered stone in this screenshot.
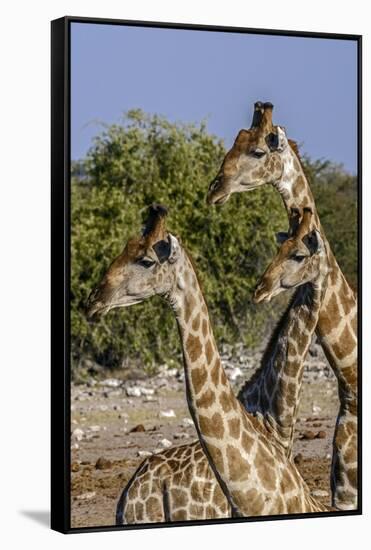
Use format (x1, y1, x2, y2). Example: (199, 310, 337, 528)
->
(294, 453, 303, 465)
(181, 417, 194, 427)
(316, 430, 326, 439)
(76, 491, 96, 501)
(312, 422, 321, 428)
(141, 387, 155, 396)
(99, 378, 121, 388)
(227, 366, 243, 381)
(311, 489, 329, 498)
(301, 431, 316, 440)
(72, 428, 84, 441)
(95, 457, 112, 470)
(159, 438, 173, 448)
(137, 450, 152, 458)
(144, 396, 157, 403)
(71, 462, 80, 472)
(113, 404, 121, 411)
(312, 404, 322, 414)
(89, 425, 101, 432)
(126, 386, 142, 398)
(99, 405, 108, 412)
(130, 424, 146, 433)
(71, 443, 79, 450)
(159, 409, 176, 418)
(174, 432, 190, 440)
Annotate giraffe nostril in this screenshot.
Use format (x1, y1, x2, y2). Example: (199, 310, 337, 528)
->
(209, 178, 220, 192)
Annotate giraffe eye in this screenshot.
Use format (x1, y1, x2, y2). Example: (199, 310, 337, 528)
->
(136, 258, 156, 268)
(251, 150, 266, 159)
(291, 254, 305, 263)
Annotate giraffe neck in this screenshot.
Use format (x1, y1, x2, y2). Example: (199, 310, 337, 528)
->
(167, 251, 257, 510)
(272, 147, 356, 382)
(239, 277, 326, 453)
(273, 146, 319, 222)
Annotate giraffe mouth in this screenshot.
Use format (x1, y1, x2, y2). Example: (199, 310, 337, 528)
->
(87, 298, 143, 319)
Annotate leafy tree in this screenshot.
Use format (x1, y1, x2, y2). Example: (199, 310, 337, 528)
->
(71, 110, 357, 375)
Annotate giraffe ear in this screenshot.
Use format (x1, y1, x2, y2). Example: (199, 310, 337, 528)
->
(276, 232, 289, 244)
(302, 229, 322, 255)
(168, 233, 181, 264)
(275, 126, 288, 152)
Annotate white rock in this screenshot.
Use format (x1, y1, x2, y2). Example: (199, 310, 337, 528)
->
(137, 450, 153, 458)
(159, 409, 176, 418)
(76, 491, 96, 501)
(141, 387, 155, 396)
(72, 428, 84, 441)
(311, 489, 329, 498)
(312, 404, 322, 414)
(126, 386, 142, 397)
(99, 378, 121, 388)
(71, 443, 79, 450)
(89, 425, 101, 432)
(174, 432, 190, 439)
(181, 417, 194, 427)
(159, 438, 173, 448)
(99, 405, 108, 412)
(227, 366, 243, 381)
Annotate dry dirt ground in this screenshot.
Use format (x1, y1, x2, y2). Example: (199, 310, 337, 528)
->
(70, 345, 340, 529)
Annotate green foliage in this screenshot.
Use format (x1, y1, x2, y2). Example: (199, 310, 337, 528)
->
(71, 110, 357, 373)
(301, 156, 358, 288)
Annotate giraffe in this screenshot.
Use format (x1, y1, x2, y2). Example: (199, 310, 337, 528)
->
(87, 204, 331, 522)
(206, 101, 358, 511)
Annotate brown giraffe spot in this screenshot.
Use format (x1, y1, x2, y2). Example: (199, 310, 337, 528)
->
(220, 369, 228, 386)
(219, 389, 233, 413)
(344, 444, 357, 464)
(196, 460, 207, 477)
(294, 175, 306, 194)
(184, 294, 196, 324)
(199, 412, 224, 439)
(350, 312, 357, 334)
(286, 381, 297, 408)
(135, 501, 144, 518)
(191, 481, 205, 502)
(241, 431, 255, 454)
(194, 447, 204, 461)
(280, 468, 296, 494)
(241, 488, 265, 515)
(205, 505, 219, 518)
(205, 339, 214, 363)
(211, 358, 221, 386)
(140, 482, 150, 500)
(196, 388, 216, 408)
(254, 444, 277, 491)
(348, 467, 357, 488)
(275, 495, 286, 514)
(192, 313, 200, 331)
(191, 366, 207, 394)
(202, 318, 208, 338)
(187, 334, 202, 362)
(335, 424, 348, 448)
(205, 442, 225, 473)
(320, 292, 341, 332)
(286, 495, 302, 514)
(190, 504, 205, 517)
(172, 508, 188, 521)
(213, 485, 228, 511)
(228, 417, 241, 439)
(293, 157, 301, 172)
(226, 444, 251, 482)
(146, 496, 162, 519)
(201, 304, 207, 315)
(170, 488, 188, 508)
(124, 502, 135, 522)
(128, 483, 138, 500)
(332, 324, 356, 359)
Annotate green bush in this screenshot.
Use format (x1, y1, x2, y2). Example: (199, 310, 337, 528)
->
(71, 110, 357, 373)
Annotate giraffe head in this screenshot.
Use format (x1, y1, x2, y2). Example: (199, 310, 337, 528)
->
(253, 207, 327, 303)
(86, 204, 183, 318)
(207, 101, 291, 205)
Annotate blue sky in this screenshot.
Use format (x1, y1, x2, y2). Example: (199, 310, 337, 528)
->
(71, 23, 358, 173)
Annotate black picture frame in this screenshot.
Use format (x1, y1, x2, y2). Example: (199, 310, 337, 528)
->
(51, 15, 362, 534)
